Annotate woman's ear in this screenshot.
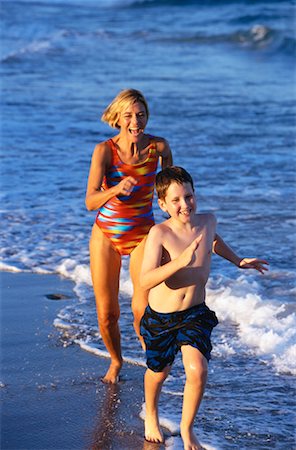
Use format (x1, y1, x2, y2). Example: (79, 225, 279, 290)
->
(158, 198, 167, 213)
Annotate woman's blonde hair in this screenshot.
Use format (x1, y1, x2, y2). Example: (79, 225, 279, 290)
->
(101, 89, 149, 129)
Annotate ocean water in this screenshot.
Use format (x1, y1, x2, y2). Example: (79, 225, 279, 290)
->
(1, 0, 295, 448)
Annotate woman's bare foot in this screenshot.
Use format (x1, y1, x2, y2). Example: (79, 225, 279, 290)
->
(101, 360, 122, 384)
(180, 425, 203, 450)
(145, 414, 164, 443)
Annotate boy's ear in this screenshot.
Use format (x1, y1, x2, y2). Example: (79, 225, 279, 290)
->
(158, 198, 167, 212)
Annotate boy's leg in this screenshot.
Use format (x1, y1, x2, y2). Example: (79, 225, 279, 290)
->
(180, 345, 208, 450)
(144, 366, 171, 443)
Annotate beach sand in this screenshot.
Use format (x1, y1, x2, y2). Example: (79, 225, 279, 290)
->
(1, 272, 164, 450)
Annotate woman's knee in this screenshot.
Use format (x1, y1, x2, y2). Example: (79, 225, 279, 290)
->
(131, 297, 147, 321)
(98, 309, 120, 329)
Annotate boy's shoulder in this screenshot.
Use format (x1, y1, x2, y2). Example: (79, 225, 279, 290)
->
(148, 220, 172, 239)
(150, 220, 170, 233)
(196, 212, 217, 223)
(149, 213, 216, 237)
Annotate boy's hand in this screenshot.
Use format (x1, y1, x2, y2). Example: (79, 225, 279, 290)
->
(179, 235, 203, 267)
(239, 258, 269, 274)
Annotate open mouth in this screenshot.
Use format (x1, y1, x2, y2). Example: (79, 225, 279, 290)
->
(180, 209, 191, 216)
(129, 127, 143, 137)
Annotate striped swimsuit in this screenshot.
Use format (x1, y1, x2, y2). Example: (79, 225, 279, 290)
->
(95, 137, 159, 255)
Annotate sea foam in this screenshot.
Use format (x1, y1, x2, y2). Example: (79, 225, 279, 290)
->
(139, 403, 220, 449)
(74, 339, 146, 367)
(207, 276, 296, 375)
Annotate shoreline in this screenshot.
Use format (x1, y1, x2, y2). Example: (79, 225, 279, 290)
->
(0, 271, 153, 450)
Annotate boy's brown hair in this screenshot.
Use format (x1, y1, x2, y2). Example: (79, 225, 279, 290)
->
(156, 166, 194, 200)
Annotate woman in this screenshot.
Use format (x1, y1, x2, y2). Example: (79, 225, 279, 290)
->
(85, 89, 173, 383)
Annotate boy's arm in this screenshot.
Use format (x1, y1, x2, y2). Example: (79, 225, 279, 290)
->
(140, 226, 202, 290)
(212, 234, 241, 266)
(213, 234, 269, 274)
(238, 257, 269, 274)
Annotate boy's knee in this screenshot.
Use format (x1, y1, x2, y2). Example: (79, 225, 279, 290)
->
(146, 367, 170, 383)
(186, 361, 208, 385)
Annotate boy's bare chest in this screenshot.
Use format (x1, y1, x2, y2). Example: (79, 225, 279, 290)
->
(162, 233, 200, 262)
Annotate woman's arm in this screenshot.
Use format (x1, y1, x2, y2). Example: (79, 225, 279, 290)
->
(156, 138, 173, 169)
(85, 143, 137, 211)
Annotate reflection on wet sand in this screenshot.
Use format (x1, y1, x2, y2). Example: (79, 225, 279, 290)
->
(142, 438, 166, 450)
(89, 382, 148, 450)
(90, 384, 119, 449)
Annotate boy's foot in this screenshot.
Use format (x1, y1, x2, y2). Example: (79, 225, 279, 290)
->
(180, 426, 203, 450)
(145, 416, 164, 443)
(101, 360, 122, 384)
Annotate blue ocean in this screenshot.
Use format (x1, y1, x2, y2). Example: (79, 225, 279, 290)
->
(1, 0, 295, 448)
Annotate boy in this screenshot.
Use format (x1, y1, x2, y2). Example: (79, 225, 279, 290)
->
(140, 166, 268, 450)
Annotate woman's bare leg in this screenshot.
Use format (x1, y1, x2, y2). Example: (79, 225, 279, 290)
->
(180, 345, 208, 450)
(129, 237, 149, 349)
(90, 224, 122, 384)
(144, 366, 171, 443)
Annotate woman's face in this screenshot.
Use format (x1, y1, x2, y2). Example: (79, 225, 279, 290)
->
(117, 101, 148, 142)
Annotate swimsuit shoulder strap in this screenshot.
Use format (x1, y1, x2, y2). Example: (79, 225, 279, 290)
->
(147, 135, 159, 159)
(106, 138, 121, 166)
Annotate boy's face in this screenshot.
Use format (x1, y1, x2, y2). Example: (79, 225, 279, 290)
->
(158, 182, 196, 222)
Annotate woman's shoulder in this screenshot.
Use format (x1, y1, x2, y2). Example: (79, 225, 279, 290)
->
(149, 135, 170, 155)
(150, 135, 168, 145)
(94, 138, 113, 151)
(92, 139, 114, 163)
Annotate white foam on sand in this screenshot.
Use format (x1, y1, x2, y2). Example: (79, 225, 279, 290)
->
(74, 339, 147, 368)
(139, 404, 220, 449)
(56, 259, 92, 287)
(0, 262, 23, 273)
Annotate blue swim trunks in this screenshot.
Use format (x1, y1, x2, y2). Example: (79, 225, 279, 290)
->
(140, 302, 218, 372)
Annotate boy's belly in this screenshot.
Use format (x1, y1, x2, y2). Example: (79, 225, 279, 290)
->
(148, 282, 206, 313)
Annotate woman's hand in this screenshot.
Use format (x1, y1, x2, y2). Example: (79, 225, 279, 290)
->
(115, 176, 138, 196)
(239, 258, 269, 274)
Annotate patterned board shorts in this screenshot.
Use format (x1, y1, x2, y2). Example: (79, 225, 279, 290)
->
(140, 302, 219, 372)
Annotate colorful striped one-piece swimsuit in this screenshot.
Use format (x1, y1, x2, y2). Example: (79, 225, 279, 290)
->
(95, 137, 159, 256)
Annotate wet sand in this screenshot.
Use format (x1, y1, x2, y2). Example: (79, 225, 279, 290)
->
(0, 272, 164, 450)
